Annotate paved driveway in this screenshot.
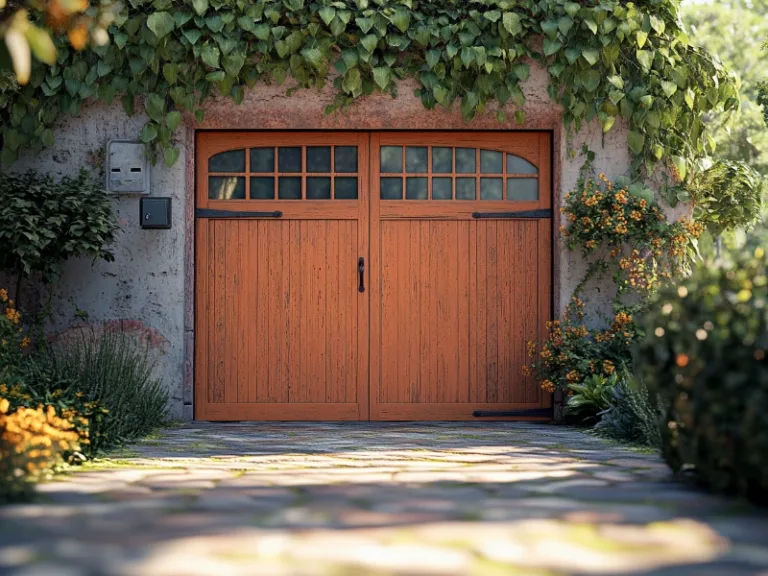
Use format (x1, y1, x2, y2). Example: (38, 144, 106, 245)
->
(1, 422, 767, 575)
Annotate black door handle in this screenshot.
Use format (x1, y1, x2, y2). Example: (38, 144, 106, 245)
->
(358, 257, 365, 293)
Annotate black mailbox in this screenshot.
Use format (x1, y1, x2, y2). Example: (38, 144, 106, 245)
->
(140, 197, 172, 229)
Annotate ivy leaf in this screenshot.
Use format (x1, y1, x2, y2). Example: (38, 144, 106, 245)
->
(608, 90, 624, 104)
(513, 63, 529, 82)
(182, 28, 202, 44)
(607, 75, 624, 90)
(557, 16, 573, 36)
(581, 48, 599, 66)
(564, 2, 581, 17)
(205, 15, 224, 33)
(460, 47, 474, 68)
(318, 6, 336, 26)
(163, 146, 180, 167)
(502, 12, 522, 36)
(636, 50, 652, 71)
(373, 67, 391, 89)
(302, 47, 325, 70)
(165, 110, 181, 131)
(389, 8, 410, 33)
(627, 131, 645, 155)
(201, 44, 221, 68)
(583, 19, 597, 34)
(342, 67, 362, 96)
(361, 34, 378, 53)
(192, 0, 208, 16)
(484, 10, 501, 23)
(649, 15, 664, 34)
(636, 30, 648, 48)
(685, 88, 695, 110)
(147, 12, 176, 38)
(163, 63, 178, 84)
(514, 109, 525, 125)
(660, 81, 677, 98)
(580, 70, 600, 92)
(433, 84, 449, 106)
(41, 128, 54, 147)
(252, 24, 270, 40)
(223, 51, 246, 77)
(540, 20, 558, 39)
(671, 156, 687, 180)
(144, 93, 165, 122)
(543, 38, 561, 57)
(601, 114, 615, 133)
(425, 50, 440, 69)
(140, 122, 159, 143)
(356, 17, 374, 33)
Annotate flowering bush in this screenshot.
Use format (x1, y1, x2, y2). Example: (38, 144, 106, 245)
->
(526, 174, 704, 395)
(0, 398, 81, 503)
(0, 288, 29, 373)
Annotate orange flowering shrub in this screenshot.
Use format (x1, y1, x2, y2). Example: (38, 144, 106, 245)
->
(0, 288, 28, 373)
(529, 174, 704, 394)
(0, 398, 81, 502)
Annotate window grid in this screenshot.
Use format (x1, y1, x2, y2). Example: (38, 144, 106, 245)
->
(207, 146, 360, 200)
(378, 145, 538, 201)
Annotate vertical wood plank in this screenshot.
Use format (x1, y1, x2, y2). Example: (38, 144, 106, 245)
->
(468, 220, 478, 403)
(497, 221, 510, 404)
(349, 223, 360, 404)
(326, 221, 340, 403)
(213, 221, 226, 404)
(457, 220, 470, 403)
(224, 222, 239, 404)
(380, 222, 398, 404)
(396, 221, 409, 403)
(419, 220, 431, 404)
(522, 221, 537, 403)
(408, 223, 420, 404)
(279, 220, 291, 403)
(486, 221, 499, 403)
(538, 220, 553, 407)
(288, 220, 302, 403)
(476, 221, 488, 403)
(254, 221, 269, 402)
(195, 220, 210, 417)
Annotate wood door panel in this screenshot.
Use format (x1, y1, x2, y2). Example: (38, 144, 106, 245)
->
(372, 218, 550, 419)
(195, 218, 363, 420)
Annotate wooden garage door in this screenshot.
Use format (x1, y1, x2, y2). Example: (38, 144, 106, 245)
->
(194, 133, 370, 420)
(370, 133, 552, 420)
(195, 131, 551, 421)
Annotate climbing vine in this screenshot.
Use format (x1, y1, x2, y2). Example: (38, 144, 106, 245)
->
(0, 0, 739, 175)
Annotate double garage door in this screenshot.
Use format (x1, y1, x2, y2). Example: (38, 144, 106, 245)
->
(195, 132, 552, 421)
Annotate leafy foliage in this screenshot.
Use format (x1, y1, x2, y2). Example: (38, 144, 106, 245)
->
(688, 158, 764, 236)
(594, 371, 662, 448)
(682, 2, 768, 176)
(38, 326, 170, 454)
(564, 372, 617, 426)
(0, 0, 738, 174)
(634, 227, 768, 503)
(526, 172, 704, 394)
(0, 169, 118, 287)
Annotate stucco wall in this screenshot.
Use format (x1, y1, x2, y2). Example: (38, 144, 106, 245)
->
(10, 61, 632, 420)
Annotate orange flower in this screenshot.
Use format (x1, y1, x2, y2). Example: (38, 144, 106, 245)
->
(676, 354, 689, 367)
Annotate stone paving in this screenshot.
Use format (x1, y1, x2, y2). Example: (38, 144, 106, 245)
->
(1, 422, 767, 576)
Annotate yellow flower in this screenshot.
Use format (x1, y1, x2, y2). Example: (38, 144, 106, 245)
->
(0, 288, 7, 302)
(603, 360, 615, 375)
(541, 379, 555, 393)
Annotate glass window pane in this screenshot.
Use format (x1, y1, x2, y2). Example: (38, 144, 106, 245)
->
(209, 176, 245, 199)
(335, 146, 358, 173)
(406, 146, 428, 173)
(507, 178, 538, 201)
(456, 178, 476, 200)
(307, 177, 331, 199)
(380, 146, 403, 173)
(278, 147, 302, 172)
(334, 177, 358, 199)
(249, 148, 274, 172)
(380, 177, 403, 199)
(507, 154, 538, 174)
(278, 176, 302, 199)
(250, 177, 274, 199)
(307, 147, 331, 173)
(456, 148, 476, 173)
(432, 147, 452, 173)
(480, 178, 503, 200)
(406, 177, 428, 200)
(432, 177, 452, 199)
(480, 150, 503, 173)
(209, 150, 245, 172)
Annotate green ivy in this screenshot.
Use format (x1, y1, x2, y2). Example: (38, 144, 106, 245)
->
(0, 0, 739, 175)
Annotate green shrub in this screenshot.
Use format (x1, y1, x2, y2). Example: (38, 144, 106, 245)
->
(564, 373, 617, 425)
(38, 327, 170, 455)
(634, 228, 768, 503)
(0, 169, 117, 306)
(594, 374, 663, 448)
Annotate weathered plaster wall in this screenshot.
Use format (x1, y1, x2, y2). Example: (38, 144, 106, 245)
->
(10, 61, 632, 420)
